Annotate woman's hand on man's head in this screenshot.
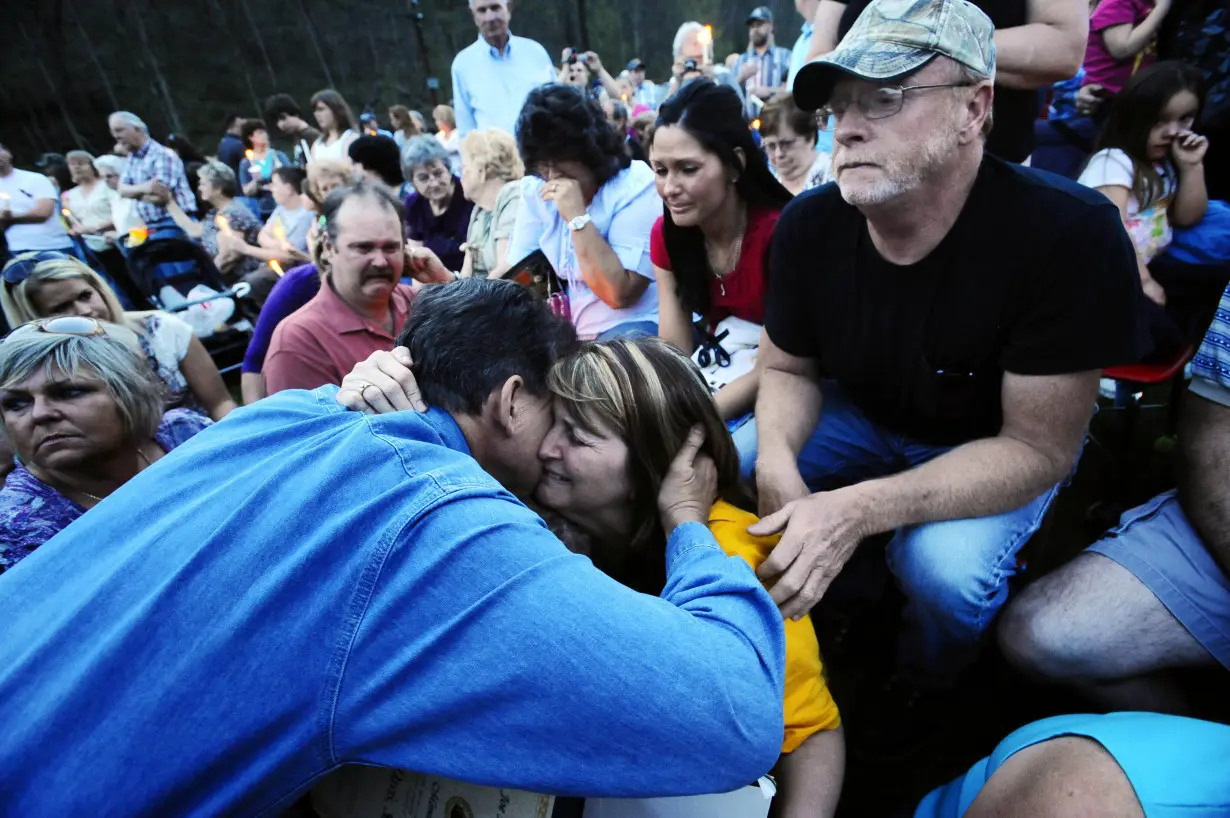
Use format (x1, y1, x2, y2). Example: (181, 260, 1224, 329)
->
(336, 347, 426, 414)
(658, 425, 718, 533)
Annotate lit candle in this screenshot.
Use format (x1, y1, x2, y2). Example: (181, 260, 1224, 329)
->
(61, 207, 81, 228)
(269, 259, 284, 277)
(128, 226, 148, 246)
(699, 25, 714, 66)
(214, 214, 233, 237)
(751, 118, 762, 130)
(0, 192, 10, 208)
(244, 149, 260, 176)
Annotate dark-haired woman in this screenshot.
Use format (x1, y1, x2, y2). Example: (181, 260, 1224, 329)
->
(508, 83, 662, 340)
(648, 79, 792, 439)
(238, 119, 289, 221)
(309, 89, 359, 163)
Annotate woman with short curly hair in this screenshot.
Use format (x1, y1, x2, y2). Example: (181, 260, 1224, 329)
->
(507, 84, 662, 340)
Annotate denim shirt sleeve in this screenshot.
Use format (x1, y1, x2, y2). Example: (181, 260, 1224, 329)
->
(331, 490, 786, 798)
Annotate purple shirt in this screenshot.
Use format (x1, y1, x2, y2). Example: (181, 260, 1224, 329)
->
(0, 409, 211, 574)
(402, 179, 474, 273)
(241, 264, 321, 374)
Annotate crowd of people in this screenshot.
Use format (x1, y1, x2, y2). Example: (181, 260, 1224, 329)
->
(0, 0, 1228, 814)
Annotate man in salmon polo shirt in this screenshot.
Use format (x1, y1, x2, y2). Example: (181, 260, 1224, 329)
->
(265, 180, 443, 393)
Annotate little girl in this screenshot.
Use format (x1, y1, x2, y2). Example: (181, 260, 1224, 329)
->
(1079, 60, 1209, 308)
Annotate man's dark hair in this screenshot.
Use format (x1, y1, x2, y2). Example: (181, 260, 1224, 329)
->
(348, 135, 405, 188)
(321, 179, 405, 247)
(516, 84, 631, 188)
(263, 93, 302, 125)
(271, 166, 307, 193)
(223, 113, 244, 131)
(396, 279, 579, 414)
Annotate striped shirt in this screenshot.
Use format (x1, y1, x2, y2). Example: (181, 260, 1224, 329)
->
(1191, 283, 1230, 408)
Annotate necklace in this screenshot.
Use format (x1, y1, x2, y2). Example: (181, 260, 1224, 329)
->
(704, 209, 747, 298)
(70, 444, 154, 505)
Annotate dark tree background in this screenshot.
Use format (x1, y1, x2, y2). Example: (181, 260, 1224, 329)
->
(2, 0, 803, 162)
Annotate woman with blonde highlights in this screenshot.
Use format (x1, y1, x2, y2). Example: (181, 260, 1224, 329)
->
(1, 253, 236, 421)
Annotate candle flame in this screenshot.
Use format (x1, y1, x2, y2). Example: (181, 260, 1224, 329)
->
(128, 226, 148, 246)
(751, 118, 761, 130)
(61, 208, 72, 217)
(214, 214, 232, 235)
(245, 150, 254, 161)
(0, 193, 10, 201)
(272, 219, 286, 240)
(699, 25, 712, 45)
(269, 260, 284, 277)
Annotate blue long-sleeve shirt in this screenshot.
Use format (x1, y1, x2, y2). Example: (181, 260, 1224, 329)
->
(450, 32, 556, 137)
(0, 388, 786, 816)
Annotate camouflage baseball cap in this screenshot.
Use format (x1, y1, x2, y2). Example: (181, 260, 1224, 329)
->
(792, 0, 996, 112)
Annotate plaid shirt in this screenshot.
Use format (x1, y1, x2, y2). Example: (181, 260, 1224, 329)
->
(734, 44, 792, 114)
(121, 137, 197, 223)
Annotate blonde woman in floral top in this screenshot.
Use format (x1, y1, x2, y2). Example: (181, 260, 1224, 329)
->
(0, 317, 211, 573)
(0, 253, 236, 420)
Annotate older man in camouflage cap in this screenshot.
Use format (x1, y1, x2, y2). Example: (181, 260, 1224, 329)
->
(743, 0, 1149, 689)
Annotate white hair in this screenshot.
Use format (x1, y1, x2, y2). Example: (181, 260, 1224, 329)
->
(673, 22, 705, 59)
(109, 111, 148, 132)
(94, 154, 126, 175)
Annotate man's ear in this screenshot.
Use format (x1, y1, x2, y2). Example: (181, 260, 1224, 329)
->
(960, 82, 994, 146)
(491, 374, 525, 437)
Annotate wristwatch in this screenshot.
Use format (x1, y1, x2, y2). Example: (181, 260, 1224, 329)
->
(567, 213, 593, 232)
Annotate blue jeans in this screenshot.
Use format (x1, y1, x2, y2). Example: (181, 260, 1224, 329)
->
(596, 321, 658, 341)
(738, 381, 1066, 685)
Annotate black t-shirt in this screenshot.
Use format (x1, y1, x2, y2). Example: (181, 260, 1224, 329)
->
(764, 156, 1151, 446)
(834, 0, 1035, 162)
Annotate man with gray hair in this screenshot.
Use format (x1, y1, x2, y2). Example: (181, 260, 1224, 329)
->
(107, 110, 196, 226)
(450, 0, 555, 137)
(742, 0, 1150, 690)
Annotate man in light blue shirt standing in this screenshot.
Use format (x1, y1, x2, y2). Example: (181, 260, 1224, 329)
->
(786, 0, 832, 153)
(451, 0, 556, 137)
(0, 278, 786, 816)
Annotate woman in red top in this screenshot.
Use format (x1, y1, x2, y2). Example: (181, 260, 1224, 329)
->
(647, 80, 793, 422)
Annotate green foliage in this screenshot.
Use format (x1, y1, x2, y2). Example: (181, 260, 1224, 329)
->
(2, 0, 802, 163)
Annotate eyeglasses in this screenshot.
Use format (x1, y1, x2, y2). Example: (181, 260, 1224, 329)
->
(412, 167, 451, 186)
(763, 137, 802, 156)
(819, 82, 975, 122)
(2, 251, 73, 287)
(6, 316, 108, 342)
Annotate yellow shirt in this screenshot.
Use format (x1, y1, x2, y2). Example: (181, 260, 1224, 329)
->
(708, 499, 842, 753)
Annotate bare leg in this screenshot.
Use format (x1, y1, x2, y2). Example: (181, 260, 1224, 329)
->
(965, 736, 1145, 818)
(768, 726, 845, 818)
(999, 553, 1214, 711)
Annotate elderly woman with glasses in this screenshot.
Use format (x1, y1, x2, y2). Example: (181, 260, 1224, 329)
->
(160, 161, 263, 281)
(1, 253, 236, 420)
(759, 93, 832, 197)
(0, 316, 211, 573)
(401, 135, 474, 274)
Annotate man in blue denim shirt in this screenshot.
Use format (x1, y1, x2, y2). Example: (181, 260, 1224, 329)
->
(0, 279, 786, 815)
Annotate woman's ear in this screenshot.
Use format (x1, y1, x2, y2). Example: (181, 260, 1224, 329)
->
(731, 147, 747, 184)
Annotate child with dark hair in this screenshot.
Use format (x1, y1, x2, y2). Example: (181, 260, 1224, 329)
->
(348, 135, 406, 192)
(1079, 61, 1209, 308)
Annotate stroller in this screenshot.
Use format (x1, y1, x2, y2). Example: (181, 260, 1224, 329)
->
(123, 236, 255, 376)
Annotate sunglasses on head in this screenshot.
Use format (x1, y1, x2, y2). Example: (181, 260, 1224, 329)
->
(1, 251, 74, 287)
(6, 315, 108, 342)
